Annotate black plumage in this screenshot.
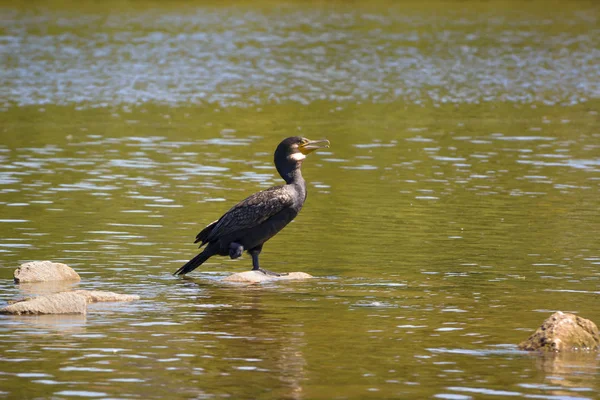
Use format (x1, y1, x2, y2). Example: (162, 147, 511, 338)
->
(174, 136, 330, 276)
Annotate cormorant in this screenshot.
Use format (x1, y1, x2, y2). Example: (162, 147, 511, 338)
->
(174, 136, 330, 276)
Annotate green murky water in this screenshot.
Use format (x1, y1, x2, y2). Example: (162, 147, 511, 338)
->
(1, 1, 599, 399)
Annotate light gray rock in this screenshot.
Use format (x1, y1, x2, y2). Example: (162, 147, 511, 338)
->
(1, 292, 87, 315)
(73, 290, 140, 303)
(1, 290, 140, 315)
(223, 270, 313, 283)
(17, 281, 80, 296)
(519, 311, 600, 352)
(14, 261, 81, 283)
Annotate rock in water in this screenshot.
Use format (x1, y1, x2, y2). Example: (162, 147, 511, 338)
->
(14, 261, 81, 283)
(0, 292, 87, 315)
(1, 290, 140, 315)
(17, 281, 79, 296)
(519, 311, 600, 352)
(223, 271, 313, 283)
(73, 290, 140, 303)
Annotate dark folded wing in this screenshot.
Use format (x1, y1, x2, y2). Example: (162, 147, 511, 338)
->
(204, 186, 294, 243)
(194, 219, 219, 245)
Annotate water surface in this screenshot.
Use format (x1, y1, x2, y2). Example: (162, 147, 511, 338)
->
(1, 1, 599, 399)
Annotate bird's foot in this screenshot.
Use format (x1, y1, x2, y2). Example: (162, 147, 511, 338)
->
(255, 268, 288, 277)
(229, 243, 244, 259)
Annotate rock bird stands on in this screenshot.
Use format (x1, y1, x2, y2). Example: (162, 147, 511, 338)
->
(174, 136, 330, 277)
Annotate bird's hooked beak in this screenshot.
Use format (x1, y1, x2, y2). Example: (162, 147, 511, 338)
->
(299, 139, 330, 155)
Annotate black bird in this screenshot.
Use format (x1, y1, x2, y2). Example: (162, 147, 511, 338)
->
(174, 136, 330, 276)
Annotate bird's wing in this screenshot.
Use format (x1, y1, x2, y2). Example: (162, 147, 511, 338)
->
(204, 186, 295, 243)
(194, 219, 219, 245)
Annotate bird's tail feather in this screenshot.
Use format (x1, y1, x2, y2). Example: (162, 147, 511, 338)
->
(174, 251, 211, 276)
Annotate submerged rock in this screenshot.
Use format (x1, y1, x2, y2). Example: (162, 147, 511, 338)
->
(1, 292, 87, 315)
(223, 270, 313, 283)
(73, 290, 140, 303)
(1, 290, 140, 316)
(519, 311, 600, 352)
(14, 261, 81, 283)
(17, 280, 80, 296)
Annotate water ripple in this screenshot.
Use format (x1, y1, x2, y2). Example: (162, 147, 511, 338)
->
(2, 6, 598, 108)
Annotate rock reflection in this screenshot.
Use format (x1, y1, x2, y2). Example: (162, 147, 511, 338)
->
(6, 314, 87, 334)
(536, 352, 599, 396)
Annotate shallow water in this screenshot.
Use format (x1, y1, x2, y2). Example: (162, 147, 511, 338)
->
(1, 1, 600, 399)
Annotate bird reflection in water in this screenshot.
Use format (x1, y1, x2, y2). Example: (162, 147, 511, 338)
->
(174, 279, 309, 399)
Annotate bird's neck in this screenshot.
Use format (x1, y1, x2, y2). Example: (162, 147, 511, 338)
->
(277, 160, 307, 204)
(285, 167, 305, 186)
(286, 169, 307, 206)
(277, 159, 305, 185)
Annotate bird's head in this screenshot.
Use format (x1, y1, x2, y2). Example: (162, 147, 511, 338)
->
(274, 136, 330, 182)
(275, 136, 330, 162)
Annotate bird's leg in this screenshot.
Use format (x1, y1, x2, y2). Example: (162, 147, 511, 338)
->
(229, 242, 244, 259)
(249, 246, 288, 277)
